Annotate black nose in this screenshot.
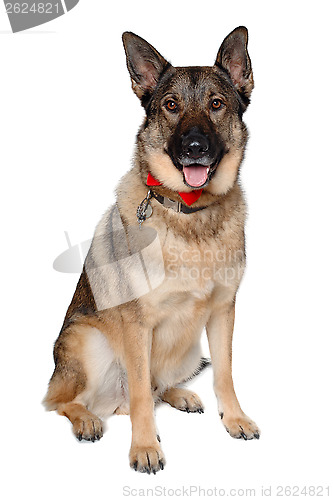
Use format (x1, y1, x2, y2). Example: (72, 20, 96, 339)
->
(182, 129, 209, 160)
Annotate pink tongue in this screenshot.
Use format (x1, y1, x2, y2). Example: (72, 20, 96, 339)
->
(183, 165, 208, 187)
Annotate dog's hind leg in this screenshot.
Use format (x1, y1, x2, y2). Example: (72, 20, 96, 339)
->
(43, 322, 107, 442)
(57, 402, 103, 442)
(159, 352, 209, 413)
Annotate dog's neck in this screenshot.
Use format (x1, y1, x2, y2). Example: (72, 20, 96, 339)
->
(146, 172, 203, 206)
(142, 170, 228, 210)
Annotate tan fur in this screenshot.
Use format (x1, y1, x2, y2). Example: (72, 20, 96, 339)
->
(147, 150, 193, 193)
(206, 124, 245, 196)
(44, 168, 258, 466)
(44, 27, 260, 474)
(58, 403, 103, 441)
(162, 387, 203, 412)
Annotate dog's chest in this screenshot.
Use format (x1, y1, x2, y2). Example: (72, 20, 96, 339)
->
(145, 219, 244, 316)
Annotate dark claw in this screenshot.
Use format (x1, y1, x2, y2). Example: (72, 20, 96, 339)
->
(240, 432, 248, 440)
(186, 407, 190, 413)
(77, 434, 82, 441)
(159, 460, 164, 471)
(132, 461, 138, 471)
(254, 432, 260, 439)
(144, 466, 150, 475)
(220, 412, 224, 419)
(146, 454, 151, 471)
(156, 434, 161, 442)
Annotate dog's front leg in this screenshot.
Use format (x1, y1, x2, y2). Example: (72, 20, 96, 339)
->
(206, 300, 260, 440)
(124, 325, 165, 474)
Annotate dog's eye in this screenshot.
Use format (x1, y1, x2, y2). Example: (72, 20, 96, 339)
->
(165, 100, 178, 112)
(211, 99, 224, 111)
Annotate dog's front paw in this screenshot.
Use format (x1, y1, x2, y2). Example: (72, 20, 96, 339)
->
(221, 412, 260, 440)
(130, 443, 166, 474)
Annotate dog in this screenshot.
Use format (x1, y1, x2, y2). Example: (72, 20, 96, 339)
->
(44, 26, 260, 474)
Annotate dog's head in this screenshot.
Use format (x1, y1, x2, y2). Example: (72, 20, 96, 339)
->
(122, 27, 253, 196)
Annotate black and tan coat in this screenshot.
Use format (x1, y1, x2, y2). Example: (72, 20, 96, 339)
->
(44, 26, 260, 474)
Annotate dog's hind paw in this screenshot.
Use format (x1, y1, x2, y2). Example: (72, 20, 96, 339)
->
(162, 387, 204, 413)
(73, 415, 103, 442)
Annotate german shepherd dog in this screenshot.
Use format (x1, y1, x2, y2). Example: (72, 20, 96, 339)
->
(44, 26, 260, 474)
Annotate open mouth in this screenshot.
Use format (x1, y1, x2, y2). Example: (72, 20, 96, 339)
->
(182, 163, 215, 189)
(166, 147, 223, 189)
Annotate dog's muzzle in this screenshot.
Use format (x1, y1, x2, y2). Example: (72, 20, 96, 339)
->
(169, 126, 221, 189)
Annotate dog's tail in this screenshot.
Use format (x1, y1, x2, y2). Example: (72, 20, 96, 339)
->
(183, 357, 211, 383)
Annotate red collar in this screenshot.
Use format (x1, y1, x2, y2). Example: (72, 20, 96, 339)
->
(146, 172, 203, 206)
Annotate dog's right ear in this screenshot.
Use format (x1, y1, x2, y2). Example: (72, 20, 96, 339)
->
(122, 32, 170, 101)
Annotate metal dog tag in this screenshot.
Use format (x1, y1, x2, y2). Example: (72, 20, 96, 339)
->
(145, 204, 153, 218)
(137, 190, 153, 226)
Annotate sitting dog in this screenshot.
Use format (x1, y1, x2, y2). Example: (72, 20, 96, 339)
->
(44, 26, 260, 474)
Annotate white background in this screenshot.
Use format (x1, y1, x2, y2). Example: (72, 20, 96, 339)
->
(1, 0, 332, 498)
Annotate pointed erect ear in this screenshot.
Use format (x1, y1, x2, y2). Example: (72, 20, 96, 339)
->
(215, 26, 254, 102)
(122, 32, 170, 100)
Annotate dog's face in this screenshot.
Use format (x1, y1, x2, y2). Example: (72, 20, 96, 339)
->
(122, 27, 253, 196)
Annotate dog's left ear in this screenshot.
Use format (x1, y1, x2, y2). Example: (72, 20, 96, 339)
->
(122, 32, 170, 102)
(215, 26, 254, 102)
